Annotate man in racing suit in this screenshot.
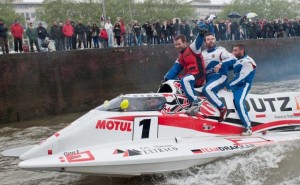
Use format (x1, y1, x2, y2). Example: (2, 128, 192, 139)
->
(201, 32, 236, 122)
(226, 44, 256, 136)
(163, 32, 206, 115)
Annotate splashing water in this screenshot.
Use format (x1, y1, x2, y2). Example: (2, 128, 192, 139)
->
(161, 142, 300, 185)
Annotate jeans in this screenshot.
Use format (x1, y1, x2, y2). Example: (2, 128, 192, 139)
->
(135, 34, 142, 46)
(38, 38, 45, 50)
(127, 33, 133, 46)
(107, 30, 113, 47)
(92, 37, 99, 48)
(65, 37, 72, 50)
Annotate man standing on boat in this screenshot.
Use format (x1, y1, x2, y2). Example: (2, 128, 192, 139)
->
(201, 23, 237, 122)
(226, 44, 256, 136)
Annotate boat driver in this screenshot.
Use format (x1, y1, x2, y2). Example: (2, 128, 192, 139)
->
(163, 30, 206, 116)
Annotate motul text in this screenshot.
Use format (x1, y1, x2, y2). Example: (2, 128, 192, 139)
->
(96, 120, 132, 132)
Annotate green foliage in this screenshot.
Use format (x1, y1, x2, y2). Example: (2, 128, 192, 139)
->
(36, 0, 193, 25)
(0, 0, 24, 27)
(219, 0, 300, 20)
(132, 0, 194, 23)
(36, 0, 103, 25)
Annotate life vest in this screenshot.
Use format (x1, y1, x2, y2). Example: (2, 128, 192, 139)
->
(178, 47, 206, 87)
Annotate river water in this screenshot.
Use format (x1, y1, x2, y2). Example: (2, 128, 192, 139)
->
(1, 79, 300, 185)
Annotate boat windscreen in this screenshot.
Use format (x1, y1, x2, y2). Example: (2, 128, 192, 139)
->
(96, 96, 166, 112)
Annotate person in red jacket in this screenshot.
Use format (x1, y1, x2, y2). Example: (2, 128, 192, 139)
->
(119, 17, 126, 46)
(63, 19, 74, 50)
(164, 33, 206, 116)
(99, 27, 108, 48)
(10, 20, 24, 52)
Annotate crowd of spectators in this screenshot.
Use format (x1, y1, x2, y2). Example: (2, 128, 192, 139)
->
(0, 16, 300, 54)
(210, 17, 300, 41)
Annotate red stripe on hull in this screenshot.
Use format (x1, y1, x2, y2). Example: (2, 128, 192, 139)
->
(110, 114, 300, 135)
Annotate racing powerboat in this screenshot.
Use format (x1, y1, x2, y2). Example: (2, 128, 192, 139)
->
(2, 80, 300, 176)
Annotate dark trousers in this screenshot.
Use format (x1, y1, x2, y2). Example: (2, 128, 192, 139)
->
(55, 38, 64, 51)
(77, 34, 86, 48)
(0, 36, 9, 54)
(14, 37, 23, 52)
(115, 36, 121, 46)
(29, 40, 40, 52)
(86, 35, 92, 48)
(72, 36, 76, 49)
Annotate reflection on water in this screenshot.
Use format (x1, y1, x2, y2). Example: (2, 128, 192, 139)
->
(1, 80, 300, 185)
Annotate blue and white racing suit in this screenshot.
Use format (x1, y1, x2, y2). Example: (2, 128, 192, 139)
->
(202, 46, 236, 109)
(227, 54, 257, 128)
(164, 34, 204, 103)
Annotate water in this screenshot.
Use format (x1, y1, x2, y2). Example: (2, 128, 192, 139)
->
(1, 79, 300, 185)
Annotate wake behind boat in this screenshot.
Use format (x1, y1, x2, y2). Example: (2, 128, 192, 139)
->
(2, 80, 300, 176)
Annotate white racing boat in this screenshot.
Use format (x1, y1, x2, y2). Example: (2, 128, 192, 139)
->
(2, 80, 300, 176)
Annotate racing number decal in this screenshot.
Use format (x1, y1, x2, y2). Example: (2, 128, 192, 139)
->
(140, 119, 151, 138)
(133, 117, 158, 140)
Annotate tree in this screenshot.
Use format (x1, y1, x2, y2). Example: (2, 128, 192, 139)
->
(36, 0, 103, 25)
(0, 0, 24, 27)
(36, 0, 194, 25)
(219, 0, 299, 20)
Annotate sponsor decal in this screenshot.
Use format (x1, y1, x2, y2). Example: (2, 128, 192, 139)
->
(58, 151, 95, 163)
(113, 145, 179, 157)
(113, 149, 125, 154)
(274, 114, 300, 119)
(227, 137, 273, 146)
(123, 149, 142, 157)
(246, 97, 292, 112)
(140, 145, 178, 155)
(256, 114, 266, 118)
(221, 96, 293, 118)
(95, 119, 132, 132)
(64, 150, 79, 156)
(192, 144, 256, 154)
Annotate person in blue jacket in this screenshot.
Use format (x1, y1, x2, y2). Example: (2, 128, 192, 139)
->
(201, 31, 237, 122)
(226, 44, 257, 136)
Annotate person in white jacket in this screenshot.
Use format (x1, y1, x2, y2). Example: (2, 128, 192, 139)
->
(104, 19, 113, 47)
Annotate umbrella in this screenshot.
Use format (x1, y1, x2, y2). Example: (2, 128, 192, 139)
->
(205, 14, 218, 21)
(246, 12, 258, 19)
(228, 12, 241, 18)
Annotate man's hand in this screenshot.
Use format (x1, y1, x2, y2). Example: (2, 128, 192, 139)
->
(214, 63, 222, 73)
(199, 28, 208, 36)
(198, 21, 208, 36)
